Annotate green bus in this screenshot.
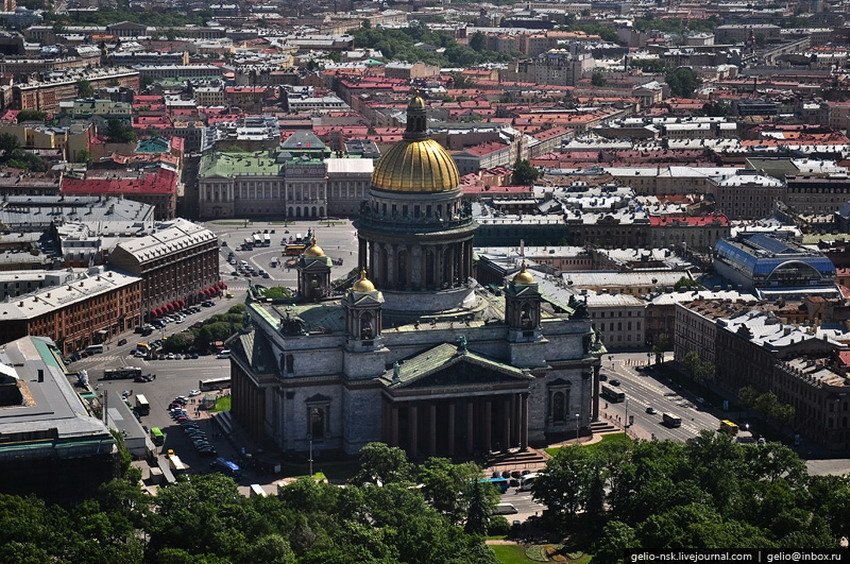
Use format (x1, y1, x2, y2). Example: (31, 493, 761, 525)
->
(150, 427, 165, 446)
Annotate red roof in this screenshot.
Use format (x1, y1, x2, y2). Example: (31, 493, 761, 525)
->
(649, 214, 729, 227)
(61, 168, 177, 196)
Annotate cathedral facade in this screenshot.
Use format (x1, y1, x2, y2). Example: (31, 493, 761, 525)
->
(229, 97, 601, 457)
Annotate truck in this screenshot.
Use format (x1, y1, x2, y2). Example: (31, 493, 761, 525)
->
(135, 394, 150, 415)
(168, 454, 189, 474)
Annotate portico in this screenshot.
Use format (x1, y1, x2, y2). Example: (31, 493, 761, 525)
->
(379, 342, 532, 458)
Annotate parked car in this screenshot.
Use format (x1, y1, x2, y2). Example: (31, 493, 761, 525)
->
(610, 379, 621, 386)
(189, 389, 202, 397)
(645, 407, 657, 414)
(599, 373, 608, 381)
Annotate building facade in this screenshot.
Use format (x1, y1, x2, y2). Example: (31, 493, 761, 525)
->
(108, 218, 220, 320)
(0, 267, 142, 354)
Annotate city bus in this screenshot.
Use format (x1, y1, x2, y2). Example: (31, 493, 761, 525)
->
(719, 420, 739, 436)
(662, 413, 683, 428)
(252, 234, 263, 247)
(284, 244, 306, 256)
(480, 477, 510, 494)
(243, 237, 253, 251)
(85, 344, 104, 355)
(150, 427, 165, 446)
(600, 384, 626, 403)
(263, 233, 271, 247)
(199, 377, 231, 391)
(135, 394, 150, 416)
(104, 366, 143, 380)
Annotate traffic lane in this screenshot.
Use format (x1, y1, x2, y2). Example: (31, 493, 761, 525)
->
(501, 489, 545, 522)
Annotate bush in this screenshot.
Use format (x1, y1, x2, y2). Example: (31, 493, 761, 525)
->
(487, 515, 510, 536)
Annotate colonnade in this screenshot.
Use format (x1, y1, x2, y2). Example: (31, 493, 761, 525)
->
(358, 238, 474, 291)
(381, 393, 529, 457)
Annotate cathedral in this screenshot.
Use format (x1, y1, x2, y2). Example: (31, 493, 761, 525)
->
(229, 96, 602, 458)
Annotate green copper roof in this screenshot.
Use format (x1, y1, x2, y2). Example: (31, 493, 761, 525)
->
(199, 151, 283, 178)
(136, 137, 171, 154)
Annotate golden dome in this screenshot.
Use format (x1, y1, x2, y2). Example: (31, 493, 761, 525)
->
(512, 263, 535, 285)
(352, 268, 376, 292)
(372, 138, 460, 193)
(303, 237, 325, 257)
(371, 94, 460, 193)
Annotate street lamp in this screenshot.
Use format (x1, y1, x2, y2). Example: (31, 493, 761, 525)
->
(575, 413, 580, 444)
(308, 407, 318, 476)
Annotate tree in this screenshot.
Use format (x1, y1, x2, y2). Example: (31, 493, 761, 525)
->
(75, 149, 93, 164)
(594, 520, 640, 563)
(0, 132, 19, 156)
(419, 457, 483, 524)
(532, 446, 598, 519)
(162, 332, 195, 353)
(77, 79, 94, 98)
(591, 72, 608, 87)
(352, 442, 413, 485)
(105, 118, 137, 143)
(665, 67, 701, 98)
(464, 479, 495, 536)
(16, 110, 47, 122)
(682, 351, 714, 385)
(512, 159, 540, 186)
(469, 31, 485, 52)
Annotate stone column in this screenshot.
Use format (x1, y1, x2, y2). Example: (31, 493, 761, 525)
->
(520, 394, 529, 451)
(436, 245, 445, 288)
(359, 238, 366, 270)
(387, 244, 396, 289)
(448, 245, 456, 287)
(466, 400, 474, 453)
(502, 397, 512, 452)
(408, 404, 418, 457)
(411, 247, 422, 291)
(484, 400, 492, 453)
(429, 403, 437, 456)
(390, 405, 399, 447)
(448, 402, 456, 456)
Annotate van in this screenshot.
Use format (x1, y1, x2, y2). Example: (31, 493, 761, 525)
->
(216, 349, 231, 359)
(494, 503, 518, 515)
(518, 472, 538, 492)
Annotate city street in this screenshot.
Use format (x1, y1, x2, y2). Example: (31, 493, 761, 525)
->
(600, 352, 724, 442)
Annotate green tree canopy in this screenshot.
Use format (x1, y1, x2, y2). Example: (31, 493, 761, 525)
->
(512, 159, 540, 186)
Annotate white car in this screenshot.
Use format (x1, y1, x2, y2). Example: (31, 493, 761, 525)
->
(189, 389, 201, 397)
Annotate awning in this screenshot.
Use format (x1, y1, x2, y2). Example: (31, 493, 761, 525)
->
(150, 309, 158, 317)
(217, 281, 225, 289)
(165, 303, 174, 313)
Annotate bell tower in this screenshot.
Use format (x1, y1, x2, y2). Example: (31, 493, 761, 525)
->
(342, 269, 388, 383)
(505, 261, 544, 336)
(296, 237, 332, 301)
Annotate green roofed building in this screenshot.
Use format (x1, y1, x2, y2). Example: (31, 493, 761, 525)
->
(198, 133, 374, 219)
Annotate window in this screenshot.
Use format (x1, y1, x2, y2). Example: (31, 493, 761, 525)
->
(551, 391, 566, 423)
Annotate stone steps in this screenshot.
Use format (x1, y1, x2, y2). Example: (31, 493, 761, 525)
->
(485, 448, 548, 470)
(590, 420, 620, 434)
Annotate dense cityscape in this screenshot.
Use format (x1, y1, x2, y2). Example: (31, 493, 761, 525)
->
(0, 0, 848, 560)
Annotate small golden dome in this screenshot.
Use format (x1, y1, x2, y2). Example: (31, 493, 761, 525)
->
(512, 263, 535, 285)
(409, 94, 426, 110)
(352, 268, 376, 292)
(303, 237, 325, 257)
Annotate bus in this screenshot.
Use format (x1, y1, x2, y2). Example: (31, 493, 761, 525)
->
(252, 234, 263, 247)
(600, 384, 625, 403)
(212, 457, 241, 477)
(285, 244, 306, 256)
(135, 394, 150, 415)
(104, 366, 143, 380)
(243, 237, 253, 251)
(719, 420, 739, 436)
(263, 233, 271, 247)
(480, 477, 510, 494)
(136, 342, 151, 354)
(150, 427, 165, 446)
(662, 413, 682, 428)
(199, 376, 231, 391)
(85, 344, 104, 355)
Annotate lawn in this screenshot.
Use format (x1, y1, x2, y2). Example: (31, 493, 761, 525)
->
(491, 544, 536, 564)
(211, 396, 231, 412)
(545, 432, 631, 456)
